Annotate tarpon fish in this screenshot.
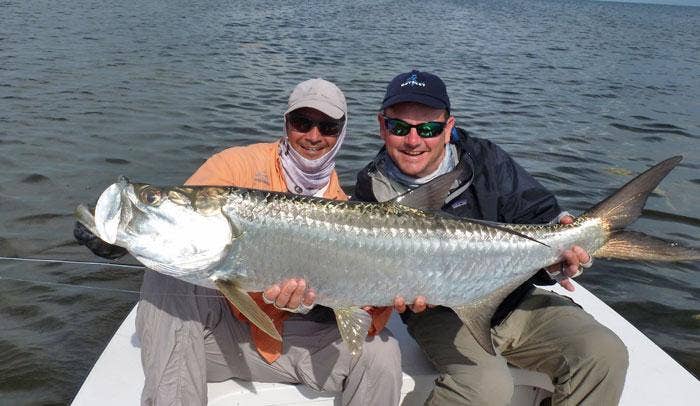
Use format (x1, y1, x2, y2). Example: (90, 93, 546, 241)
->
(76, 156, 699, 355)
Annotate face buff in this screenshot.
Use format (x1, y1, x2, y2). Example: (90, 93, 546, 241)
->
(384, 143, 458, 190)
(278, 116, 348, 196)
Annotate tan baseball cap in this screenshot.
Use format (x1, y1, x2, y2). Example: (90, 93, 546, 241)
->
(285, 78, 347, 120)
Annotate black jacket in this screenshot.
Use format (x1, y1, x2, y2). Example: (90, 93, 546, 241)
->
(353, 128, 560, 326)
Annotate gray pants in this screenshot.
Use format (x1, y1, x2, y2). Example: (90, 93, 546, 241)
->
(407, 288, 629, 406)
(135, 271, 402, 406)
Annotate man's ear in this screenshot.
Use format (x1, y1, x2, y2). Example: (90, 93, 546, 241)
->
(377, 112, 387, 141)
(444, 115, 456, 144)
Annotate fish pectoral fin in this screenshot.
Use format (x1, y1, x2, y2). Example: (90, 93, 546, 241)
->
(595, 230, 700, 261)
(452, 304, 497, 356)
(214, 279, 282, 342)
(334, 307, 371, 357)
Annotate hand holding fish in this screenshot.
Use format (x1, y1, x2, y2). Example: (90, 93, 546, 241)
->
(393, 295, 435, 314)
(545, 215, 593, 292)
(262, 278, 316, 314)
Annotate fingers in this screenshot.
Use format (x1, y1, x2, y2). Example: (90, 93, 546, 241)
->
(557, 246, 588, 277)
(263, 279, 314, 309)
(549, 244, 591, 292)
(302, 287, 316, 307)
(559, 278, 576, 292)
(393, 295, 432, 313)
(285, 279, 306, 309)
(409, 295, 428, 313)
(560, 249, 580, 277)
(559, 214, 574, 225)
(573, 245, 592, 268)
(393, 295, 407, 313)
(263, 284, 281, 304)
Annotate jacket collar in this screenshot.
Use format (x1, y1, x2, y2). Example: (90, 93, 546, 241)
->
(366, 128, 475, 203)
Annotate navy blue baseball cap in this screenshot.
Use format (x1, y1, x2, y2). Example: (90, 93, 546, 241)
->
(381, 70, 450, 112)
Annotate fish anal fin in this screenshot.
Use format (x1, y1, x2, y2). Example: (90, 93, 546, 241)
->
(334, 307, 371, 356)
(595, 231, 700, 261)
(215, 279, 282, 342)
(452, 276, 531, 355)
(453, 305, 497, 356)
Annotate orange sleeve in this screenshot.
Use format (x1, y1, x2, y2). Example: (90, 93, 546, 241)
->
(185, 149, 254, 186)
(366, 306, 394, 336)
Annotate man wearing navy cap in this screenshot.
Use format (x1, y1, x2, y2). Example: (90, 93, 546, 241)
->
(353, 70, 628, 405)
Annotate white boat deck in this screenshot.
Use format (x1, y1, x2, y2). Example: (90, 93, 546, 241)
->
(72, 282, 700, 405)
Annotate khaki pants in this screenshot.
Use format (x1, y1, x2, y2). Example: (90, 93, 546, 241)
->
(135, 271, 402, 406)
(407, 288, 628, 406)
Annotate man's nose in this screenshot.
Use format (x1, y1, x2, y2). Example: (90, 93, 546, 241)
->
(305, 126, 323, 142)
(404, 128, 422, 146)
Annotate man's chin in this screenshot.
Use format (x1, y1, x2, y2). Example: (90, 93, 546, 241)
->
(299, 149, 329, 160)
(395, 162, 427, 178)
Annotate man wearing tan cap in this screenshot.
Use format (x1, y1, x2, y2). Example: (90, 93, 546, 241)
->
(75, 78, 402, 406)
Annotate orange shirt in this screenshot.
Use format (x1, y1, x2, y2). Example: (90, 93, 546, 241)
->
(185, 141, 392, 363)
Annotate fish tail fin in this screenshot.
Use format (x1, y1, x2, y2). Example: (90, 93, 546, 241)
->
(585, 156, 682, 231)
(594, 231, 700, 261)
(584, 156, 700, 261)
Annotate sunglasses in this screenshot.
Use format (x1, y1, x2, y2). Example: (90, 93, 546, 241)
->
(382, 116, 447, 138)
(287, 114, 345, 137)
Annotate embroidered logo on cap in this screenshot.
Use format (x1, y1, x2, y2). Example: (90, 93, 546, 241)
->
(400, 73, 425, 88)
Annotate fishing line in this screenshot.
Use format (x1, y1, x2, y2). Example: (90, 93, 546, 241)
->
(0, 256, 145, 269)
(0, 275, 141, 295)
(0, 275, 224, 298)
(0, 256, 224, 298)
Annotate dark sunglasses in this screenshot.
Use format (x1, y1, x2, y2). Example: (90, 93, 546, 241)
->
(287, 114, 345, 137)
(382, 116, 447, 138)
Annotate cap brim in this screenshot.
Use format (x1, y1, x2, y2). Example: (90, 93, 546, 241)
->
(381, 94, 448, 111)
(286, 98, 345, 119)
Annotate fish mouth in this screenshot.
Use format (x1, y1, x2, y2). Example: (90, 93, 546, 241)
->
(94, 178, 130, 244)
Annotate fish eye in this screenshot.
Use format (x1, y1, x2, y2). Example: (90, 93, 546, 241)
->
(139, 187, 163, 206)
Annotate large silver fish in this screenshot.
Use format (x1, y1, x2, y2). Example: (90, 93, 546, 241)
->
(76, 156, 699, 355)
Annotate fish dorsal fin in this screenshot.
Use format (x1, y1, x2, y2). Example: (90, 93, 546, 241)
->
(214, 279, 281, 342)
(392, 157, 472, 211)
(334, 307, 371, 356)
(452, 277, 530, 355)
